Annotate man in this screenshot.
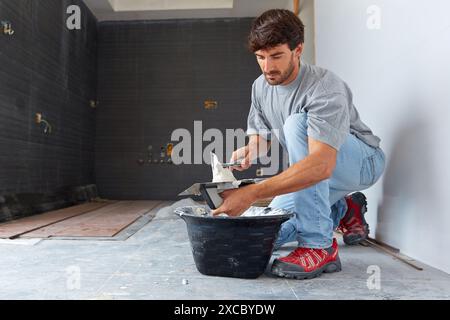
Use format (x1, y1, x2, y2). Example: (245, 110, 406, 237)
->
(211, 9, 386, 280)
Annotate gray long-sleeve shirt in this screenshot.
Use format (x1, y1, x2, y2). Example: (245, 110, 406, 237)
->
(247, 61, 381, 151)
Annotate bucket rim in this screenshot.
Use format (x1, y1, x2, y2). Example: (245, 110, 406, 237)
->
(173, 205, 294, 221)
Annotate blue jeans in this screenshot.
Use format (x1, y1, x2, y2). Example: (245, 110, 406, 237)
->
(270, 113, 386, 249)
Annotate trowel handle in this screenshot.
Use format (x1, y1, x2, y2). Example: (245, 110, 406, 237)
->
(199, 185, 223, 209)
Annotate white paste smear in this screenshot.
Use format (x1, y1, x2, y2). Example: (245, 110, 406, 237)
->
(210, 152, 237, 183)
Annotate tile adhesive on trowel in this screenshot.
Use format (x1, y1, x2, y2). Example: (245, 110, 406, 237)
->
(210, 152, 237, 183)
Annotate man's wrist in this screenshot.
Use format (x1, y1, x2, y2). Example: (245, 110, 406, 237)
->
(249, 182, 264, 201)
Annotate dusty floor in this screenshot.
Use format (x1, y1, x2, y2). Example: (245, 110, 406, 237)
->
(0, 200, 449, 300)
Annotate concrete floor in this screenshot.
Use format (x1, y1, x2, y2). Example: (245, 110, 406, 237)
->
(0, 199, 449, 300)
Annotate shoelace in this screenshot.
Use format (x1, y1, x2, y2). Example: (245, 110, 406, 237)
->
(286, 247, 309, 258)
(284, 247, 328, 268)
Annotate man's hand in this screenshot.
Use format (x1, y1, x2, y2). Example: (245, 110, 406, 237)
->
(211, 185, 258, 217)
(229, 145, 252, 171)
(229, 135, 271, 171)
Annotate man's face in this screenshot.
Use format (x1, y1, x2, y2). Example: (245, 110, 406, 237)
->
(254, 43, 301, 85)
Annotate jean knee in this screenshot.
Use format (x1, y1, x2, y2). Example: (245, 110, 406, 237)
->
(283, 112, 307, 133)
(283, 113, 308, 146)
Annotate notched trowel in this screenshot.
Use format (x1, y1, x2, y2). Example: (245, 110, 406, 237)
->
(178, 178, 263, 210)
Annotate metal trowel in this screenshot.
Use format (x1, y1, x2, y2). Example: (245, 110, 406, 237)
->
(178, 178, 263, 209)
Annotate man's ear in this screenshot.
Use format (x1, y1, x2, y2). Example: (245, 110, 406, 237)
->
(295, 43, 303, 58)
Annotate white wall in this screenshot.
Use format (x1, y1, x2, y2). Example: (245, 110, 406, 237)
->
(285, 0, 316, 64)
(314, 0, 450, 273)
(299, 0, 316, 64)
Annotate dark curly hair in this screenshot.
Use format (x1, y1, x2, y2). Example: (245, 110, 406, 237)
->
(248, 9, 305, 52)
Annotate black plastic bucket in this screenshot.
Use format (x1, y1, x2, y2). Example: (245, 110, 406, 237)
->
(174, 205, 293, 279)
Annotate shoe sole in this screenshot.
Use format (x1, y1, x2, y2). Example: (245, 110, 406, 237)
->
(271, 259, 342, 280)
(343, 233, 369, 245)
(343, 192, 369, 246)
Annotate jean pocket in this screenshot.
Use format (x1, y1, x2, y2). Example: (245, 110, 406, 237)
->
(360, 155, 376, 186)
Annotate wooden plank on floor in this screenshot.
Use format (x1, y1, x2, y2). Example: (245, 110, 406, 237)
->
(20, 201, 162, 238)
(20, 201, 130, 238)
(0, 201, 115, 239)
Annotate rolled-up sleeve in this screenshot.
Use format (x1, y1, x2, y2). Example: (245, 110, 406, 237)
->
(304, 92, 350, 151)
(246, 82, 272, 140)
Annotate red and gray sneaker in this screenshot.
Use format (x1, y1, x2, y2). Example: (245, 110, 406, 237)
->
(271, 238, 341, 279)
(338, 192, 369, 245)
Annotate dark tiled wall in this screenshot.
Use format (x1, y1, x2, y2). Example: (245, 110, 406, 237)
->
(0, 0, 98, 195)
(96, 18, 262, 200)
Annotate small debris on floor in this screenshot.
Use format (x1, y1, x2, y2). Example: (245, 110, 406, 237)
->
(182, 279, 189, 285)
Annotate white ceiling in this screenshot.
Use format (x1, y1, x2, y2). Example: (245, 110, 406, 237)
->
(83, 0, 293, 22)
